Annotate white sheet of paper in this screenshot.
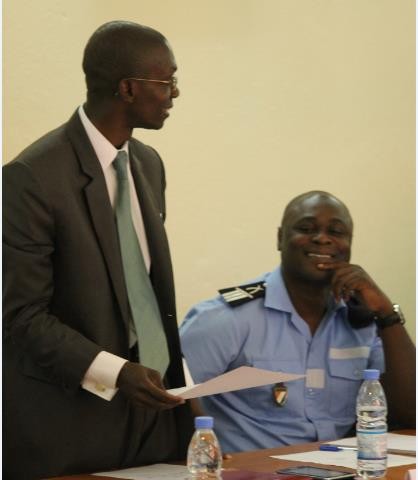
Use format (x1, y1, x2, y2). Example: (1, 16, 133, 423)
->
(328, 434, 416, 453)
(271, 450, 416, 469)
(93, 463, 188, 479)
(406, 469, 416, 480)
(167, 366, 304, 399)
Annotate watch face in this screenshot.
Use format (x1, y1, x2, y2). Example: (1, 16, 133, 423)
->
(393, 304, 405, 323)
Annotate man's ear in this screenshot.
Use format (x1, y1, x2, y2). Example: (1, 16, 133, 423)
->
(277, 227, 283, 251)
(116, 79, 135, 103)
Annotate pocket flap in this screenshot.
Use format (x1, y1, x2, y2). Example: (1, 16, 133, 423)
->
(329, 357, 367, 380)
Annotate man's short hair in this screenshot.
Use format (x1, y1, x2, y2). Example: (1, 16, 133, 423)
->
(82, 20, 166, 97)
(281, 190, 353, 228)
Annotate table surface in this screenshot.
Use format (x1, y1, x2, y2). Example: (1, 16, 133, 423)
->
(49, 430, 415, 480)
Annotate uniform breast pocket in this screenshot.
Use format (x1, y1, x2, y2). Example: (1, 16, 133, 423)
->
(247, 358, 303, 415)
(328, 358, 367, 418)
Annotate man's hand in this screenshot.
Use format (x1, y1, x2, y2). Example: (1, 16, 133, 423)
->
(117, 361, 185, 410)
(317, 261, 393, 316)
(319, 260, 415, 427)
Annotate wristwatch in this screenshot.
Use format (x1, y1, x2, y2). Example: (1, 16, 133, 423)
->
(374, 304, 405, 329)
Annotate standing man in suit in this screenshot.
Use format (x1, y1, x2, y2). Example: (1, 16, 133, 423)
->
(3, 20, 193, 479)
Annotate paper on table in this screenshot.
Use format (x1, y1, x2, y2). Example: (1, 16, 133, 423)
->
(93, 463, 188, 479)
(405, 469, 416, 480)
(271, 450, 416, 470)
(328, 434, 416, 453)
(167, 366, 304, 400)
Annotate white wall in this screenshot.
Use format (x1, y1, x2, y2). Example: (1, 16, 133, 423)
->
(4, 0, 415, 340)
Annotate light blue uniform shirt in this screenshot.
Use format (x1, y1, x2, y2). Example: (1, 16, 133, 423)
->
(179, 267, 384, 453)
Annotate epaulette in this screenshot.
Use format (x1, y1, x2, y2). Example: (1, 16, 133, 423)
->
(219, 281, 266, 307)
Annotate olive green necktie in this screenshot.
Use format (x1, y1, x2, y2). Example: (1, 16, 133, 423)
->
(113, 150, 169, 377)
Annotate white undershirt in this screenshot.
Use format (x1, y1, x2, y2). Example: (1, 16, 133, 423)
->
(78, 105, 150, 400)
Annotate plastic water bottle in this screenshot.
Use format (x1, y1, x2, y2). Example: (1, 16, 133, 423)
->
(187, 416, 222, 478)
(356, 369, 387, 479)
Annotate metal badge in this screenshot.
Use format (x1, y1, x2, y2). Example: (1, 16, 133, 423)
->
(273, 382, 288, 407)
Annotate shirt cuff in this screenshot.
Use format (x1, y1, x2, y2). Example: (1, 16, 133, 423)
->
(81, 351, 128, 401)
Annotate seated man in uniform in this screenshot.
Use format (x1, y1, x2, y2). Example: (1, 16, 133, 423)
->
(179, 190, 415, 453)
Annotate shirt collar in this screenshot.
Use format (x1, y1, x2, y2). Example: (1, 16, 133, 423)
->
(264, 266, 346, 314)
(78, 105, 129, 170)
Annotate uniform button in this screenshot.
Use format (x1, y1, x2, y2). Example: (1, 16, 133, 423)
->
(353, 369, 361, 378)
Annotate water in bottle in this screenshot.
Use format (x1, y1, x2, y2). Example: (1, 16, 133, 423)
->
(187, 416, 222, 478)
(356, 369, 387, 479)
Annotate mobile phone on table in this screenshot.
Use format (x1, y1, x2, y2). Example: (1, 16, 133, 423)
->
(276, 466, 355, 479)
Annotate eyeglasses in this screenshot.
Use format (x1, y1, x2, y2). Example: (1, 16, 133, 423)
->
(125, 76, 178, 90)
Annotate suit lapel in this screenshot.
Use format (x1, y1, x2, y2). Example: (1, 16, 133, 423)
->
(64, 112, 131, 327)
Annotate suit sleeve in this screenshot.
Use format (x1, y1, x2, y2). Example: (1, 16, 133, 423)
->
(3, 161, 101, 392)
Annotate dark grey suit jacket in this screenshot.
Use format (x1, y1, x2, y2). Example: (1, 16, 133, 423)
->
(3, 111, 193, 480)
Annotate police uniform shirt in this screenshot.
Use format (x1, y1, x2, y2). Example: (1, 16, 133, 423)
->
(179, 267, 384, 453)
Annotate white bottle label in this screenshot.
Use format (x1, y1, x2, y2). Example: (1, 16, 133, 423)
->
(357, 430, 387, 460)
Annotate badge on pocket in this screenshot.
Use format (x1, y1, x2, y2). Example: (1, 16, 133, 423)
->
(273, 382, 288, 407)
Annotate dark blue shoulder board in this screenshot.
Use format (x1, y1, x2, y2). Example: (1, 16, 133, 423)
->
(218, 281, 266, 307)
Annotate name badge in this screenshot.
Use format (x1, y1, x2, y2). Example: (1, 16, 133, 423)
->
(273, 382, 288, 407)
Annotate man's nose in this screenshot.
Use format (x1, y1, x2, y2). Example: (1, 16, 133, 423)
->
(312, 231, 332, 243)
(171, 85, 180, 98)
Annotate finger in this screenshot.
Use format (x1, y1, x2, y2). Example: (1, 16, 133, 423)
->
(142, 384, 185, 405)
(146, 377, 185, 403)
(138, 378, 185, 405)
(342, 289, 355, 303)
(317, 261, 349, 270)
(317, 262, 355, 298)
(333, 278, 354, 302)
(329, 270, 345, 300)
(147, 369, 166, 389)
(131, 391, 184, 410)
(131, 395, 176, 410)
(330, 264, 365, 285)
(333, 270, 364, 300)
(331, 273, 349, 300)
(330, 267, 363, 300)
(137, 370, 178, 400)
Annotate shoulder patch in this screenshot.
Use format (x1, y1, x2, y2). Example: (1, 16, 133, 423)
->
(219, 281, 266, 307)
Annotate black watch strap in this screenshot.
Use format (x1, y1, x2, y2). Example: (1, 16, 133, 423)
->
(374, 304, 405, 329)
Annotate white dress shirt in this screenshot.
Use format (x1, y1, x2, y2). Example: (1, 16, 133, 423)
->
(78, 105, 151, 400)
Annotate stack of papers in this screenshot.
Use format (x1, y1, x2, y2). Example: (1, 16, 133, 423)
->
(328, 434, 416, 455)
(271, 434, 416, 469)
(94, 463, 187, 479)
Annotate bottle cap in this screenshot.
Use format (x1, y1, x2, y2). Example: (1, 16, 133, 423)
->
(194, 416, 214, 429)
(363, 369, 380, 380)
